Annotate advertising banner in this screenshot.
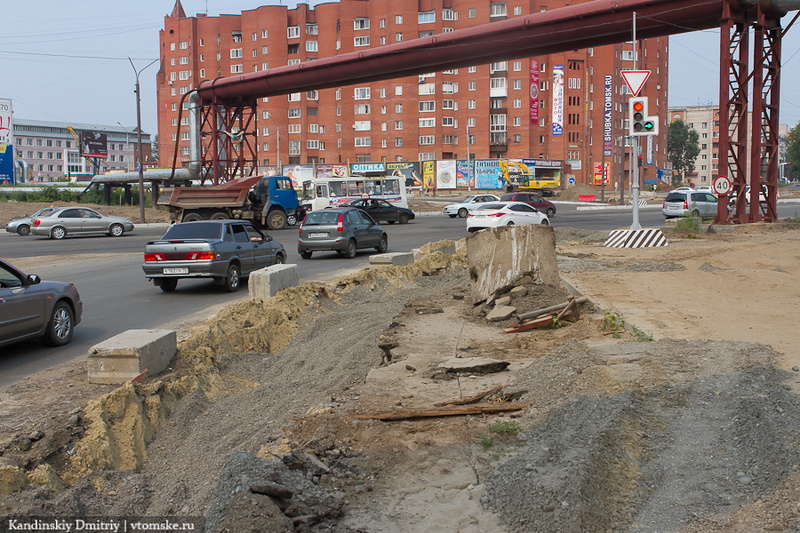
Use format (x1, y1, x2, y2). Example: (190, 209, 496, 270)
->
(551, 64, 564, 136)
(646, 134, 655, 165)
(387, 162, 421, 189)
(80, 131, 108, 159)
(0, 98, 13, 185)
(315, 164, 334, 180)
(351, 162, 386, 174)
(436, 160, 457, 190)
(603, 75, 613, 157)
(593, 162, 611, 185)
(456, 160, 473, 189)
(282, 164, 314, 187)
(332, 164, 349, 177)
(422, 160, 436, 191)
(529, 59, 540, 124)
(474, 160, 504, 189)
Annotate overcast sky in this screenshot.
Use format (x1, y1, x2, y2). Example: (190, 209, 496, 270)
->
(1, 0, 798, 138)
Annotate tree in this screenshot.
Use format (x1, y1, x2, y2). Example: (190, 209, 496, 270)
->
(150, 134, 159, 162)
(668, 120, 700, 185)
(786, 122, 800, 181)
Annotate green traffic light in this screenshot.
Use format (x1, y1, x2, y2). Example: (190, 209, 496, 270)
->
(644, 121, 654, 131)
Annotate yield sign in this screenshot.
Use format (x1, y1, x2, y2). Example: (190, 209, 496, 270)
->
(621, 70, 651, 96)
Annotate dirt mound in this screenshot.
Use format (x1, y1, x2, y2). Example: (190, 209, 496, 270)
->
(557, 183, 600, 201)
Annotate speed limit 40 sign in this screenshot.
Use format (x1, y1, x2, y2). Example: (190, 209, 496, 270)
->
(713, 175, 732, 196)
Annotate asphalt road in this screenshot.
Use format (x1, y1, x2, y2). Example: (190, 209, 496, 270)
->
(2, 201, 798, 385)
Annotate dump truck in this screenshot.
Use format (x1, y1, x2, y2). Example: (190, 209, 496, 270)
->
(158, 175, 304, 230)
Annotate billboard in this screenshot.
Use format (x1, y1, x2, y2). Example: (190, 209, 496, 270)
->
(551, 64, 564, 136)
(0, 99, 13, 184)
(474, 160, 504, 189)
(282, 164, 314, 187)
(436, 160, 457, 190)
(387, 162, 421, 189)
(529, 59, 540, 124)
(80, 130, 108, 159)
(456, 160, 473, 189)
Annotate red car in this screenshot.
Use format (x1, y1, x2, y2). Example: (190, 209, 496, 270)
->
(500, 192, 557, 218)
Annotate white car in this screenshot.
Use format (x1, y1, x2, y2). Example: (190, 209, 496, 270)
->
(442, 194, 500, 218)
(728, 185, 778, 206)
(466, 201, 550, 232)
(695, 185, 715, 195)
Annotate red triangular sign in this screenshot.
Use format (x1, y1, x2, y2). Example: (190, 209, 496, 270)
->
(621, 70, 651, 96)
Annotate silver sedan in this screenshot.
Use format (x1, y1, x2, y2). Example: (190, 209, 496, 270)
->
(30, 206, 134, 239)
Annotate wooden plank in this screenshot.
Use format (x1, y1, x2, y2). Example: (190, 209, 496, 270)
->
(434, 383, 508, 407)
(350, 402, 532, 421)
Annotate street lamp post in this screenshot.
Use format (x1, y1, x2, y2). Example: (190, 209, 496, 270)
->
(129, 57, 157, 224)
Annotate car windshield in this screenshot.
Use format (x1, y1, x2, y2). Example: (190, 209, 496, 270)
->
(477, 204, 505, 211)
(161, 222, 224, 240)
(304, 211, 341, 225)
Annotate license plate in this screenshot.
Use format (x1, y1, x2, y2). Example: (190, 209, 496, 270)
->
(163, 267, 188, 274)
(668, 205, 680, 210)
(309, 233, 326, 238)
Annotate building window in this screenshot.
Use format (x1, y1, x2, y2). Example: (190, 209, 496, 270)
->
(354, 87, 370, 99)
(469, 8, 476, 18)
(419, 118, 435, 128)
(354, 17, 370, 30)
(418, 11, 435, 24)
(307, 140, 319, 149)
(419, 135, 436, 145)
(355, 137, 371, 147)
(419, 83, 436, 95)
(394, 121, 403, 130)
(232, 33, 242, 43)
(287, 59, 300, 65)
(354, 121, 371, 131)
(306, 41, 318, 52)
(395, 103, 403, 113)
(442, 82, 456, 94)
(287, 26, 300, 38)
(490, 114, 507, 131)
(443, 8, 457, 20)
(306, 24, 318, 35)
(179, 71, 190, 80)
(568, 77, 581, 89)
(288, 108, 301, 118)
(355, 103, 370, 114)
(468, 81, 476, 91)
(395, 138, 403, 147)
(621, 50, 635, 61)
(468, 100, 476, 109)
(490, 61, 507, 73)
(514, 5, 522, 15)
(261, 29, 269, 38)
(231, 48, 243, 59)
(419, 101, 435, 112)
(490, 3, 507, 17)
(179, 41, 188, 49)
(442, 117, 455, 127)
(355, 36, 370, 46)
(230, 65, 243, 74)
(442, 100, 455, 109)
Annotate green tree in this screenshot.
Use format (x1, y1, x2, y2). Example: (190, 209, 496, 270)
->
(786, 122, 800, 181)
(668, 120, 700, 185)
(150, 134, 159, 163)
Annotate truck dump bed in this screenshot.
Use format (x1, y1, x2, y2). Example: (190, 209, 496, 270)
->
(159, 175, 263, 208)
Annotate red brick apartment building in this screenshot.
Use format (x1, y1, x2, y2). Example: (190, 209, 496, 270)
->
(157, 0, 668, 187)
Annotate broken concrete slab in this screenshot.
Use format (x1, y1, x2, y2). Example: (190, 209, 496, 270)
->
(438, 357, 511, 375)
(369, 252, 415, 267)
(87, 329, 176, 385)
(486, 305, 516, 322)
(495, 296, 512, 307)
(249, 264, 299, 300)
(466, 225, 560, 304)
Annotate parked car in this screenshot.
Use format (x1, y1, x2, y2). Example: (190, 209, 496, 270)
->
(142, 220, 285, 292)
(337, 198, 416, 224)
(298, 207, 387, 259)
(5, 207, 57, 236)
(728, 185, 778, 207)
(695, 185, 715, 195)
(500, 192, 557, 217)
(0, 258, 82, 348)
(466, 201, 550, 232)
(442, 194, 501, 218)
(30, 206, 134, 239)
(662, 190, 719, 219)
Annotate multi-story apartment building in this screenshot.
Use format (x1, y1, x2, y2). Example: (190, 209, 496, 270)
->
(12, 119, 152, 183)
(668, 106, 720, 187)
(158, 0, 668, 187)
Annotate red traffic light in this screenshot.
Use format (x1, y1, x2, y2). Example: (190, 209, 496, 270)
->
(633, 101, 645, 112)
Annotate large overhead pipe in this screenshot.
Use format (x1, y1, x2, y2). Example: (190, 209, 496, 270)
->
(197, 0, 800, 104)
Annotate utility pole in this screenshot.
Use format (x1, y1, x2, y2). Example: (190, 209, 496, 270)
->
(129, 57, 158, 224)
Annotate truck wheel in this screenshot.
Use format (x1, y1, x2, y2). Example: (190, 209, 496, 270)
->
(267, 210, 287, 230)
(223, 263, 241, 292)
(183, 213, 203, 222)
(210, 212, 229, 220)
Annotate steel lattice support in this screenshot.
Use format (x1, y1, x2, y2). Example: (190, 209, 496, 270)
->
(716, 2, 750, 224)
(750, 5, 781, 222)
(717, 0, 782, 223)
(198, 98, 259, 185)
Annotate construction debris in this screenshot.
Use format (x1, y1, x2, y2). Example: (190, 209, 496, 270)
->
(350, 402, 532, 421)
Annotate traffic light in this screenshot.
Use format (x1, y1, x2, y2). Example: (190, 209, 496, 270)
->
(628, 97, 659, 136)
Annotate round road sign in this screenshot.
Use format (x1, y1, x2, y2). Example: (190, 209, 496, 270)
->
(568, 177, 576, 185)
(713, 175, 732, 196)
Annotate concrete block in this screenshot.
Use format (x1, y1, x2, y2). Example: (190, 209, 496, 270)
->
(369, 252, 415, 267)
(88, 329, 176, 384)
(248, 264, 299, 300)
(466, 225, 559, 304)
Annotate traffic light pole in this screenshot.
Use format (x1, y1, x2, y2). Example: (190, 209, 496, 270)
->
(631, 138, 642, 230)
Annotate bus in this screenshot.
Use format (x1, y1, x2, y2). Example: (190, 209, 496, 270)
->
(300, 176, 408, 212)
